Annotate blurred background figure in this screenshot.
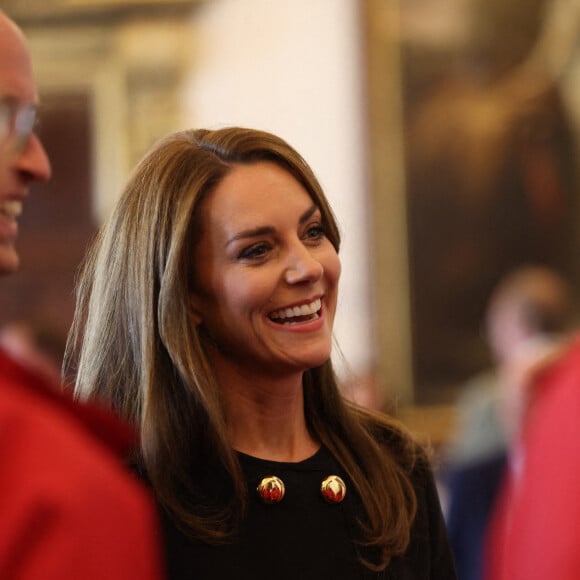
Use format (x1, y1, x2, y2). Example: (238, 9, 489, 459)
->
(485, 288, 580, 578)
(441, 265, 576, 580)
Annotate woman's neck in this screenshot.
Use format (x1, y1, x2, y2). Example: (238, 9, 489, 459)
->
(216, 366, 320, 463)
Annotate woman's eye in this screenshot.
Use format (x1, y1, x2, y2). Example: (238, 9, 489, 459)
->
(237, 242, 270, 260)
(304, 224, 326, 241)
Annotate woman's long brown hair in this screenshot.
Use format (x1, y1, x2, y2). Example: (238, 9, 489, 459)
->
(65, 127, 420, 570)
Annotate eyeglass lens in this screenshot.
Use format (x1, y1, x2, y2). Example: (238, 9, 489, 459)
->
(0, 99, 38, 154)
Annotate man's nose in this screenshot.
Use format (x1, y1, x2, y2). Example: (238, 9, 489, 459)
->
(15, 132, 52, 184)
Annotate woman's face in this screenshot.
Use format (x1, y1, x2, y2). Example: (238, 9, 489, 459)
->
(190, 161, 341, 378)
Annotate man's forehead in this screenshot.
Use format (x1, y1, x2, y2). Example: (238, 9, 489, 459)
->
(0, 14, 33, 69)
(0, 23, 38, 105)
(0, 12, 26, 43)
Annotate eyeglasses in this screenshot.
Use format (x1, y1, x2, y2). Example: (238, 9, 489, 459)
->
(0, 98, 38, 155)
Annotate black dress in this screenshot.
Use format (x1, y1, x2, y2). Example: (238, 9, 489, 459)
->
(160, 446, 457, 579)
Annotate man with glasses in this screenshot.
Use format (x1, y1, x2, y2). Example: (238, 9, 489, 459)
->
(0, 11, 162, 579)
(0, 24, 50, 274)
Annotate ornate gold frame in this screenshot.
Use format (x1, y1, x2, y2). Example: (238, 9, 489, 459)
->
(362, 0, 414, 405)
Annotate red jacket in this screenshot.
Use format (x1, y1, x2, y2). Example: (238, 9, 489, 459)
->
(0, 348, 163, 579)
(486, 338, 580, 580)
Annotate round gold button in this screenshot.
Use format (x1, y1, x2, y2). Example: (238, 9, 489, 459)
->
(257, 476, 285, 504)
(320, 475, 346, 503)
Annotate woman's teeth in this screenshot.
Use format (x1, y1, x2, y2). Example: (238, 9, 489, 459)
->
(0, 201, 22, 220)
(269, 298, 322, 324)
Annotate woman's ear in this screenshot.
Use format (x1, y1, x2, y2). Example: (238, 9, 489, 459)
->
(189, 294, 204, 326)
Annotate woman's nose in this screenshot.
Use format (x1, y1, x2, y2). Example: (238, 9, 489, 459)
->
(284, 243, 323, 285)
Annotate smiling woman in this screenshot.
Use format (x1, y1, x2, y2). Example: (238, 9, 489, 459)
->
(189, 161, 341, 384)
(65, 126, 457, 579)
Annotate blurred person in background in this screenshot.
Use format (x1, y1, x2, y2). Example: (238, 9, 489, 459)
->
(485, 274, 580, 579)
(0, 11, 162, 579)
(442, 265, 574, 580)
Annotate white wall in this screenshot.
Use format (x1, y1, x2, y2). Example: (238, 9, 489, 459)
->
(183, 0, 374, 379)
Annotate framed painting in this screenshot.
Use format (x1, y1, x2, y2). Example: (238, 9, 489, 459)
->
(364, 0, 580, 404)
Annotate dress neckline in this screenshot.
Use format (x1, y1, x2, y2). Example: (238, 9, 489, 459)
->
(236, 445, 331, 472)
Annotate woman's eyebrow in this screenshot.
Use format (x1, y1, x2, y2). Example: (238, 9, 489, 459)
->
(226, 226, 275, 248)
(225, 205, 319, 248)
(299, 204, 318, 224)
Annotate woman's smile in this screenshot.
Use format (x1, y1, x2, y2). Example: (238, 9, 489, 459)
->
(267, 297, 322, 326)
